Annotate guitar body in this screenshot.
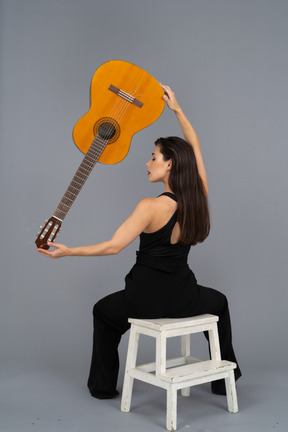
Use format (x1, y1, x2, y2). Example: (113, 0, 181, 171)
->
(73, 60, 165, 164)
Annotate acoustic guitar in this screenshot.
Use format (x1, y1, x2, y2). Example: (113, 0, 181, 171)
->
(35, 60, 165, 249)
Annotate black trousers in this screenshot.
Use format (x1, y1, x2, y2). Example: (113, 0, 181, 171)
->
(87, 284, 242, 398)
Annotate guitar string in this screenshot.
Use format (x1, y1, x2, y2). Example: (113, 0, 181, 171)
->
(60, 81, 143, 213)
(56, 88, 138, 219)
(80, 94, 129, 175)
(63, 97, 128, 200)
(101, 80, 145, 142)
(79, 87, 136, 172)
(85, 92, 129, 160)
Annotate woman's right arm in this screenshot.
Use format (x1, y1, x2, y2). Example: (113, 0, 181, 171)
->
(37, 198, 155, 259)
(161, 84, 208, 195)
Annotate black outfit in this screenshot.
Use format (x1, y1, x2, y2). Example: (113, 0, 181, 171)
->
(87, 193, 241, 399)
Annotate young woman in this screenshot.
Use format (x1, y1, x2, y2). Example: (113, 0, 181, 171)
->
(38, 84, 241, 398)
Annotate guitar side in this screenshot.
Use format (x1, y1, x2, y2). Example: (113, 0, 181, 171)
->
(73, 60, 165, 164)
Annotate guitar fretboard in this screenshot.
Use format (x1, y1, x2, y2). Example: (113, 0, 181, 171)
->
(53, 134, 109, 221)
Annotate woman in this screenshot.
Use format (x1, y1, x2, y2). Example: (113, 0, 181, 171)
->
(38, 84, 241, 398)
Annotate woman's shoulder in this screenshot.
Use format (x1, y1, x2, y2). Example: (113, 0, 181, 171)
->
(137, 194, 174, 207)
(136, 195, 177, 216)
(134, 196, 168, 213)
(135, 197, 158, 213)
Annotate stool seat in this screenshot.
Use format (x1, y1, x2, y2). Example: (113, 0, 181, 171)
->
(121, 314, 238, 431)
(128, 314, 220, 330)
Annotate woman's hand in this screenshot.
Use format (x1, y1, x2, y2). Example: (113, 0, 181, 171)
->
(160, 84, 181, 113)
(37, 242, 71, 259)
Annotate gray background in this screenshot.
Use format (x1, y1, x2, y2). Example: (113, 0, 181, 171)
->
(0, 0, 287, 431)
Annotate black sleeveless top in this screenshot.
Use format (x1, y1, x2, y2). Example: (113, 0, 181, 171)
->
(136, 192, 190, 272)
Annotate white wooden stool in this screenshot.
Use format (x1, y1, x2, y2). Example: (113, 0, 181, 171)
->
(121, 314, 238, 431)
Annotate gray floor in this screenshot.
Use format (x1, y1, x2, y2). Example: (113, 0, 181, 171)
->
(0, 365, 287, 432)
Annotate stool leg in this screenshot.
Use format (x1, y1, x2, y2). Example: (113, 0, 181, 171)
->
(180, 335, 190, 397)
(208, 322, 221, 361)
(225, 370, 239, 413)
(121, 326, 139, 413)
(166, 385, 177, 431)
(155, 332, 167, 376)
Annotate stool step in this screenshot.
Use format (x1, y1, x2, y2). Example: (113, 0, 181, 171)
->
(160, 360, 236, 383)
(137, 356, 201, 373)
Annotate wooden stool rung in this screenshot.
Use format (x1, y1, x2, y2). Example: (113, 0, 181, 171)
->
(161, 359, 236, 383)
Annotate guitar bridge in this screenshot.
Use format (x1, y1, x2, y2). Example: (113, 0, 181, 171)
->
(108, 84, 143, 108)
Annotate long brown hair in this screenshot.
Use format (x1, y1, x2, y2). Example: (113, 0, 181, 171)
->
(155, 136, 210, 245)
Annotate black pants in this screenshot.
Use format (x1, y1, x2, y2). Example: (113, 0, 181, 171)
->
(87, 284, 242, 398)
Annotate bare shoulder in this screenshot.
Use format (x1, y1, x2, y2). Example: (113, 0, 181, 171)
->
(134, 197, 158, 213)
(134, 196, 176, 218)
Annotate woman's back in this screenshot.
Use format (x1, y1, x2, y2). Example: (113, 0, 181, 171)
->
(143, 193, 179, 239)
(136, 193, 191, 273)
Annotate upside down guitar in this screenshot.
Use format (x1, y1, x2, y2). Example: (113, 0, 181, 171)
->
(35, 60, 165, 249)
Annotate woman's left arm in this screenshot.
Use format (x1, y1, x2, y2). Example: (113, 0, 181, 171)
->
(37, 199, 155, 259)
(161, 84, 208, 196)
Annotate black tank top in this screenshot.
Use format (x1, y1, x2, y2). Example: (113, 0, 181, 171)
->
(136, 193, 190, 271)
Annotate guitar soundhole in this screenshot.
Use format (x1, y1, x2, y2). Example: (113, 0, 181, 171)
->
(98, 122, 116, 140)
(94, 117, 120, 144)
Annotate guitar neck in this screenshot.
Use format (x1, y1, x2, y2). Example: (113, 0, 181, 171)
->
(53, 134, 108, 221)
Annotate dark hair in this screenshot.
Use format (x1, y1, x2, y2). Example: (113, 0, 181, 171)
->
(155, 136, 210, 245)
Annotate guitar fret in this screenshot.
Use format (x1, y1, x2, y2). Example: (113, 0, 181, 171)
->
(64, 190, 77, 200)
(86, 150, 102, 162)
(74, 172, 86, 182)
(82, 156, 94, 166)
(54, 209, 66, 219)
(66, 184, 79, 195)
(57, 203, 70, 211)
(78, 165, 92, 176)
(79, 152, 101, 172)
(83, 152, 96, 163)
(68, 185, 81, 196)
(84, 154, 99, 166)
(69, 179, 84, 190)
(62, 195, 74, 203)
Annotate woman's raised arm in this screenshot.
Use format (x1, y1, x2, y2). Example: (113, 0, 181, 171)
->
(161, 84, 208, 195)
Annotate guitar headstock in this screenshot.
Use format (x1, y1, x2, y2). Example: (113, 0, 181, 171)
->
(35, 216, 62, 249)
